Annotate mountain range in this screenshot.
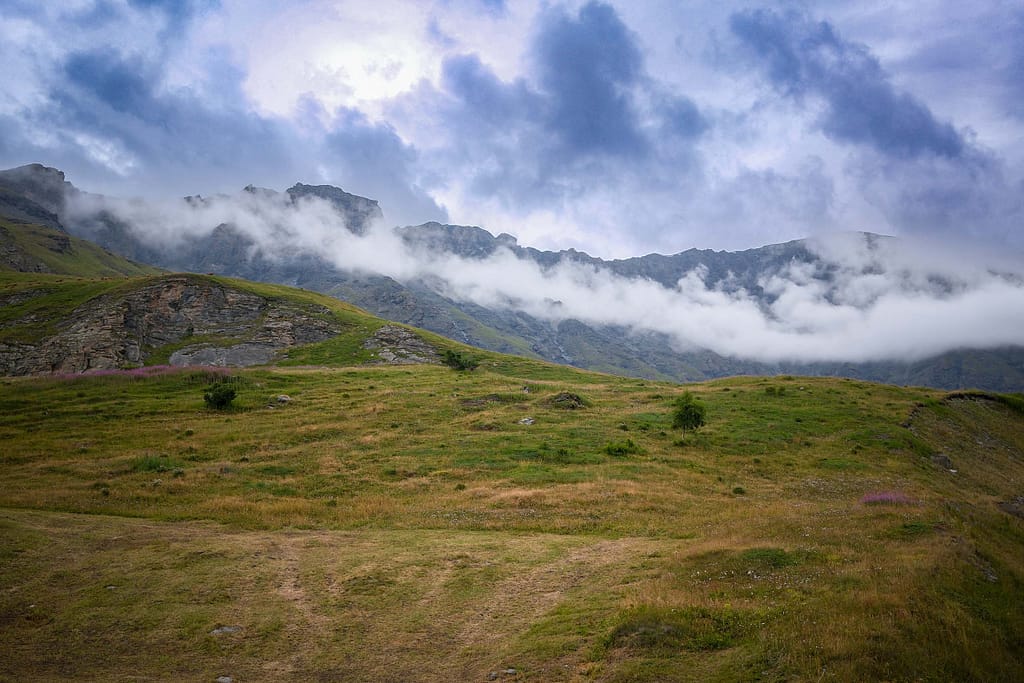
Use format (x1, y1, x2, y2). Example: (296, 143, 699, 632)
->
(1, 162, 1022, 391)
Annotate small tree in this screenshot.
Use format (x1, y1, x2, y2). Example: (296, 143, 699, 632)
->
(671, 392, 706, 434)
(203, 382, 236, 409)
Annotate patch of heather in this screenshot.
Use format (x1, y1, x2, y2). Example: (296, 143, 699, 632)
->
(54, 365, 232, 381)
(860, 490, 916, 506)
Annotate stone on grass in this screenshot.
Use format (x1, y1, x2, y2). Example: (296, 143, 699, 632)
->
(210, 625, 241, 635)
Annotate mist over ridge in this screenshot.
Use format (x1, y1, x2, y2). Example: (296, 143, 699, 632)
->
(48, 165, 1023, 368)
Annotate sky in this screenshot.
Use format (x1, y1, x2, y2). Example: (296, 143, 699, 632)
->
(1, 0, 1023, 258)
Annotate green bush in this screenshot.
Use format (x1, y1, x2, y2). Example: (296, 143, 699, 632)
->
(671, 392, 707, 433)
(203, 382, 236, 409)
(604, 439, 642, 456)
(442, 349, 479, 371)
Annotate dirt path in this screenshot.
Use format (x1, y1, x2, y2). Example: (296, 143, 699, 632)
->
(0, 509, 671, 682)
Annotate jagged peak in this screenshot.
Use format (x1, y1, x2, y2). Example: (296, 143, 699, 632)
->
(286, 182, 380, 207)
(0, 163, 67, 182)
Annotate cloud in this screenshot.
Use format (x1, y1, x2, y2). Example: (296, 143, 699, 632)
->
(729, 8, 967, 159)
(48, 44, 296, 188)
(385, 1, 715, 252)
(67, 189, 1024, 365)
(724, 6, 1024, 247)
(126, 0, 218, 39)
(320, 107, 448, 226)
(1005, 10, 1024, 120)
(440, 53, 540, 130)
(63, 48, 160, 117)
(657, 93, 709, 140)
(533, 1, 647, 159)
(848, 151, 1024, 245)
(475, 0, 507, 16)
(3, 0, 1024, 257)
(0, 1, 445, 225)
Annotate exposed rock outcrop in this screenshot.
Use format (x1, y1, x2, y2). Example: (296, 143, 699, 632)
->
(361, 324, 440, 365)
(0, 164, 73, 221)
(0, 276, 341, 375)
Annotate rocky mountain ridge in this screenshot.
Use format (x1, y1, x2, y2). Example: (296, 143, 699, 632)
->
(2, 163, 1022, 390)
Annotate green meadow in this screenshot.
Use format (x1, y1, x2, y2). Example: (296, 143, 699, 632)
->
(2, 357, 1022, 681)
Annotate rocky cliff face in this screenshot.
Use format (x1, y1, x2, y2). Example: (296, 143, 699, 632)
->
(0, 164, 72, 233)
(0, 276, 341, 375)
(0, 164, 72, 218)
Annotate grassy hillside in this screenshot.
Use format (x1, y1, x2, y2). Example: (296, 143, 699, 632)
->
(0, 270, 441, 370)
(0, 218, 162, 277)
(1, 358, 1022, 681)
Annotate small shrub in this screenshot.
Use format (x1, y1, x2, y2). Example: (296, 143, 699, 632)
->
(606, 605, 749, 653)
(671, 392, 707, 433)
(740, 547, 802, 569)
(133, 455, 181, 473)
(732, 486, 746, 495)
(257, 465, 296, 476)
(203, 382, 236, 409)
(818, 457, 868, 471)
(604, 439, 642, 456)
(442, 349, 479, 371)
(547, 391, 588, 409)
(891, 521, 934, 539)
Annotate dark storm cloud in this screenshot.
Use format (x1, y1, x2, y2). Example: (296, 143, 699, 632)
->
(533, 1, 647, 159)
(437, 1, 656, 161)
(64, 49, 159, 117)
(67, 1, 123, 29)
(127, 0, 219, 35)
(49, 46, 294, 188)
(729, 8, 966, 159)
(440, 54, 540, 128)
(399, 0, 708, 218)
(656, 94, 709, 139)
